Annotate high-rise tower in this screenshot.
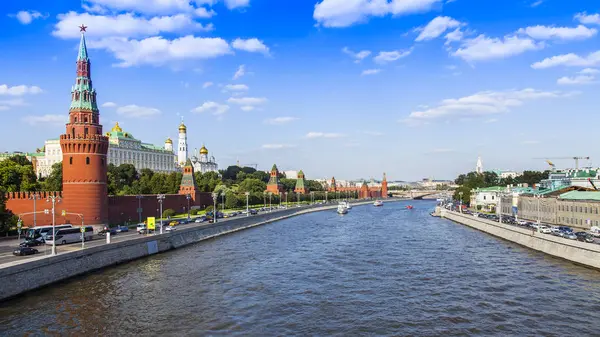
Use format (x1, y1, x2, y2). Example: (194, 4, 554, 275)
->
(60, 25, 109, 226)
(381, 172, 388, 198)
(178, 120, 188, 166)
(476, 156, 483, 174)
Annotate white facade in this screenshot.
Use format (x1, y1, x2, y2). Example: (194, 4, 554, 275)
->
(35, 123, 178, 177)
(190, 145, 218, 173)
(35, 139, 62, 178)
(284, 170, 298, 179)
(178, 121, 188, 166)
(499, 171, 519, 179)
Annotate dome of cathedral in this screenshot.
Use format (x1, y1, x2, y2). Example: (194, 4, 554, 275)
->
(199, 145, 209, 155)
(165, 137, 173, 144)
(179, 122, 187, 133)
(111, 122, 123, 133)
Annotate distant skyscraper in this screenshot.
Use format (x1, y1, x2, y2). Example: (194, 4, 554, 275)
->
(476, 156, 483, 174)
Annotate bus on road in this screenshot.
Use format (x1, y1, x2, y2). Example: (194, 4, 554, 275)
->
(24, 225, 73, 243)
(45, 226, 94, 245)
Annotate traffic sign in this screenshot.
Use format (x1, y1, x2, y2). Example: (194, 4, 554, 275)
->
(147, 217, 156, 230)
(44, 209, 49, 214)
(61, 210, 66, 216)
(80, 227, 85, 233)
(17, 220, 22, 228)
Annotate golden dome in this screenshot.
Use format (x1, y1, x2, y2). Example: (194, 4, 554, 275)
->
(165, 137, 173, 144)
(179, 122, 187, 133)
(111, 122, 123, 133)
(199, 145, 208, 155)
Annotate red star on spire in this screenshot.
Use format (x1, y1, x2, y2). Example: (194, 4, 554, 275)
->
(79, 24, 87, 33)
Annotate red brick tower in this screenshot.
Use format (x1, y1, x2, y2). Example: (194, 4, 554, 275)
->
(294, 170, 308, 194)
(329, 176, 337, 192)
(382, 172, 388, 198)
(266, 164, 285, 194)
(179, 158, 198, 200)
(60, 25, 109, 226)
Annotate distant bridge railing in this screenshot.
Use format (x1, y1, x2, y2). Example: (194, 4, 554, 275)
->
(389, 190, 452, 199)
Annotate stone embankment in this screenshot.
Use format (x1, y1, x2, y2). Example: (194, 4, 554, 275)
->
(0, 199, 398, 301)
(441, 209, 600, 270)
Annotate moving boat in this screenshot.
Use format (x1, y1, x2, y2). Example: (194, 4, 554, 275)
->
(373, 200, 383, 207)
(337, 204, 348, 214)
(340, 201, 352, 210)
(406, 205, 414, 210)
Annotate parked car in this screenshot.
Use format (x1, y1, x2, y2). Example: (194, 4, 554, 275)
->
(559, 226, 573, 233)
(194, 216, 207, 223)
(165, 226, 176, 232)
(576, 232, 595, 243)
(13, 247, 39, 256)
(98, 227, 117, 236)
(19, 239, 41, 247)
(169, 221, 178, 227)
(539, 226, 552, 234)
(563, 232, 578, 240)
(249, 209, 258, 215)
(116, 225, 129, 232)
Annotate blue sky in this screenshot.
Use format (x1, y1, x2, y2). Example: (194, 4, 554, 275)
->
(1, 0, 600, 181)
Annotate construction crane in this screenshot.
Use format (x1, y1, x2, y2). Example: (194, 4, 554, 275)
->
(588, 178, 598, 191)
(236, 160, 258, 169)
(545, 160, 556, 171)
(534, 157, 590, 170)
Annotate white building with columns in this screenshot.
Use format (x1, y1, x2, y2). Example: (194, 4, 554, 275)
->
(35, 122, 178, 177)
(190, 145, 218, 173)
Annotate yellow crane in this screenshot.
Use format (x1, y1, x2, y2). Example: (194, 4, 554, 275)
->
(534, 157, 590, 170)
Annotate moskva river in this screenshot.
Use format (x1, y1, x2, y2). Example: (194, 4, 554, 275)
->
(2, 201, 600, 336)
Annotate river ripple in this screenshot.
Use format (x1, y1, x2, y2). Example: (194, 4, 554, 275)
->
(2, 201, 600, 336)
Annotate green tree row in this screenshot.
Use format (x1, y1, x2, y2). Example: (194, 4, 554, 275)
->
(453, 170, 550, 205)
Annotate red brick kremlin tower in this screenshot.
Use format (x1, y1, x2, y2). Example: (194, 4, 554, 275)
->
(382, 172, 388, 198)
(59, 25, 109, 226)
(266, 164, 285, 194)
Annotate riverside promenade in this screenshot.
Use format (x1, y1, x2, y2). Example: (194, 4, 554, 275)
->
(440, 208, 600, 270)
(0, 199, 400, 301)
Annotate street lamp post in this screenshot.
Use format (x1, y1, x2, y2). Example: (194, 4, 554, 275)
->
(325, 191, 328, 204)
(459, 191, 463, 213)
(311, 191, 315, 205)
(185, 194, 191, 220)
(221, 193, 225, 213)
(279, 192, 282, 208)
(46, 196, 61, 256)
(269, 192, 272, 212)
(245, 192, 250, 216)
(136, 195, 143, 224)
(263, 192, 266, 208)
(285, 192, 288, 207)
(30, 194, 40, 227)
(212, 192, 218, 223)
(297, 192, 300, 206)
(537, 195, 541, 225)
(157, 194, 165, 234)
(498, 193, 502, 224)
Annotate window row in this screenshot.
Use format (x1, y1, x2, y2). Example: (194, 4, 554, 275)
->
(558, 204, 600, 214)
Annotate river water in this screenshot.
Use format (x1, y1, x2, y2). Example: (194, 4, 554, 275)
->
(2, 200, 600, 336)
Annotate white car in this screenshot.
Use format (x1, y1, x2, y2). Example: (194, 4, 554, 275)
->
(165, 226, 176, 232)
(539, 226, 552, 234)
(136, 223, 147, 234)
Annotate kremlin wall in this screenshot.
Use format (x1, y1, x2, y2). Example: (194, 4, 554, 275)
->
(3, 27, 387, 228)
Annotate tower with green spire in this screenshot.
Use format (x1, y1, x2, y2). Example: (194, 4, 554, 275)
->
(294, 170, 308, 194)
(179, 158, 198, 198)
(60, 24, 110, 227)
(266, 164, 284, 194)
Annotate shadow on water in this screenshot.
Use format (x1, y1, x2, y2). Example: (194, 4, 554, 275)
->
(2, 200, 600, 336)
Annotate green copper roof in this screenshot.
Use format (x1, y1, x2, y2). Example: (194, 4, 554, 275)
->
(559, 191, 600, 201)
(295, 175, 306, 190)
(78, 33, 88, 61)
(180, 159, 197, 188)
(271, 164, 278, 171)
(473, 186, 505, 192)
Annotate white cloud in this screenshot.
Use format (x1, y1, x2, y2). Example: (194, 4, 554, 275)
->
(575, 12, 600, 26)
(557, 75, 596, 85)
(521, 140, 540, 145)
(531, 0, 543, 7)
(342, 47, 371, 63)
(452, 34, 543, 62)
(240, 106, 255, 111)
(362, 131, 383, 136)
(361, 68, 381, 75)
(405, 88, 573, 124)
(0, 85, 43, 96)
(101, 102, 118, 108)
(444, 28, 464, 45)
(264, 117, 298, 125)
(202, 81, 214, 88)
(262, 144, 296, 149)
(227, 97, 268, 106)
(88, 35, 232, 67)
(191, 101, 230, 115)
(517, 25, 597, 41)
(53, 12, 212, 39)
(233, 64, 246, 80)
(223, 84, 249, 92)
(579, 68, 599, 74)
(116, 104, 161, 117)
(22, 114, 67, 126)
(13, 11, 45, 25)
(194, 7, 216, 18)
(305, 132, 345, 139)
(374, 49, 412, 64)
(0, 98, 28, 111)
(232, 38, 270, 54)
(313, 0, 443, 28)
(415, 16, 461, 42)
(224, 0, 250, 9)
(82, 0, 213, 15)
(531, 51, 600, 69)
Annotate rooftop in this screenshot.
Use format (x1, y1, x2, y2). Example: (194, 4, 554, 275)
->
(559, 191, 600, 201)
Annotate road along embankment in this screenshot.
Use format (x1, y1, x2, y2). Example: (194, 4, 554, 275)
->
(0, 199, 399, 301)
(441, 209, 600, 270)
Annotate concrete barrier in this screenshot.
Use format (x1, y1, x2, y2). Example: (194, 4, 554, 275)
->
(0, 199, 399, 301)
(442, 209, 600, 269)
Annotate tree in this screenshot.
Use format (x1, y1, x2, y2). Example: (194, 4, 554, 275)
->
(306, 180, 325, 191)
(251, 171, 269, 183)
(280, 178, 296, 192)
(238, 178, 266, 193)
(0, 156, 39, 192)
(452, 185, 472, 205)
(162, 209, 176, 218)
(42, 162, 62, 191)
(225, 191, 238, 209)
(0, 189, 17, 234)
